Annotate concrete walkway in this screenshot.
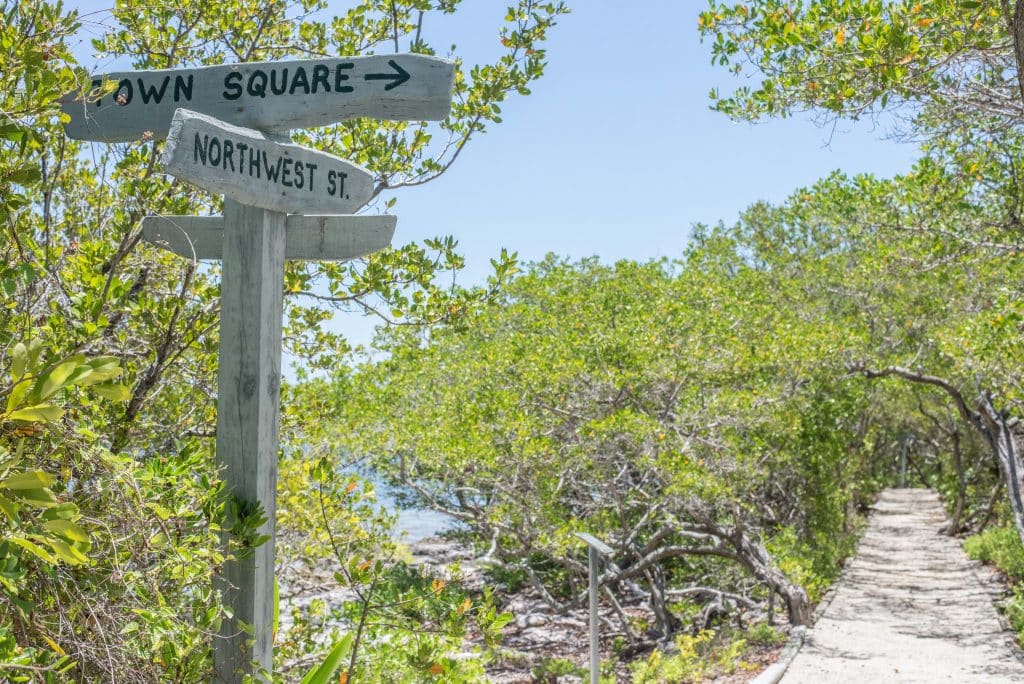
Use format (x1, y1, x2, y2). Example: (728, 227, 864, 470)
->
(780, 488, 1024, 683)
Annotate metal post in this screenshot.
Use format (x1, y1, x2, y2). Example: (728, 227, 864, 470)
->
(575, 532, 612, 684)
(900, 437, 908, 488)
(588, 545, 600, 684)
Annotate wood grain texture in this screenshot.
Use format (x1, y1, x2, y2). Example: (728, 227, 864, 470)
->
(212, 199, 285, 683)
(142, 214, 396, 260)
(62, 54, 454, 142)
(162, 110, 374, 214)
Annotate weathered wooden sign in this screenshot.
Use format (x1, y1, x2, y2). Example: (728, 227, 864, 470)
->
(62, 53, 454, 142)
(162, 109, 374, 214)
(142, 214, 396, 260)
(128, 52, 453, 683)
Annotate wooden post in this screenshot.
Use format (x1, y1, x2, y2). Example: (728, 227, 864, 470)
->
(213, 198, 286, 683)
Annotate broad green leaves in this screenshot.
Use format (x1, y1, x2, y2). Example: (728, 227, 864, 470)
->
(3, 346, 128, 425)
(299, 633, 352, 684)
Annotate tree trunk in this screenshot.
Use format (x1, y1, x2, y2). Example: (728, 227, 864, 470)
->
(946, 430, 967, 535)
(734, 532, 812, 626)
(978, 395, 1024, 547)
(852, 366, 1024, 553)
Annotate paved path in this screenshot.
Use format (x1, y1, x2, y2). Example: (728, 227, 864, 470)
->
(780, 488, 1023, 683)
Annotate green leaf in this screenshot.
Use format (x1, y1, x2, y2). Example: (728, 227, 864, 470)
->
(5, 379, 30, 413)
(14, 488, 58, 508)
(79, 357, 123, 384)
(41, 537, 89, 565)
(0, 494, 19, 521)
(299, 633, 353, 684)
(1, 470, 56, 490)
(7, 536, 57, 564)
(6, 404, 63, 423)
(91, 383, 131, 401)
(31, 355, 85, 402)
(273, 575, 280, 643)
(43, 519, 90, 543)
(11, 342, 27, 381)
(40, 503, 79, 522)
(6, 165, 41, 185)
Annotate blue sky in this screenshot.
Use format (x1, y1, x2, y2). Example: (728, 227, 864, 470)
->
(68, 0, 920, 353)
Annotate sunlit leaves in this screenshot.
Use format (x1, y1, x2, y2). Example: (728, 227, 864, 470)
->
(699, 0, 1011, 134)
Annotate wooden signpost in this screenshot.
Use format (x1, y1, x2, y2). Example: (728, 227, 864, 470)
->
(141, 214, 396, 261)
(61, 54, 454, 142)
(162, 109, 375, 215)
(68, 54, 454, 683)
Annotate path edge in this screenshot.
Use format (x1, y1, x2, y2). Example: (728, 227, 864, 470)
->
(750, 625, 805, 684)
(749, 500, 872, 684)
(961, 539, 1024, 666)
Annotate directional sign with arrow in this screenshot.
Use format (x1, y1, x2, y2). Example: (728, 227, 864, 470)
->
(103, 48, 456, 684)
(364, 59, 410, 90)
(162, 109, 375, 214)
(62, 53, 454, 143)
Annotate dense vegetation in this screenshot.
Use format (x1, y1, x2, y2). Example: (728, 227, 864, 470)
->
(6, 0, 1024, 681)
(1, 0, 565, 679)
(328, 0, 1024, 672)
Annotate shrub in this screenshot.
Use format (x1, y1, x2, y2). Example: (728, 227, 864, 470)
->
(964, 527, 1024, 582)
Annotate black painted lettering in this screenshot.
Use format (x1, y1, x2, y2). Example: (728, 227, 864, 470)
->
(174, 75, 193, 102)
(247, 70, 268, 98)
(270, 68, 289, 96)
(293, 161, 304, 189)
(249, 146, 260, 178)
(305, 162, 317, 192)
(289, 67, 310, 95)
(312, 65, 330, 94)
(223, 72, 243, 100)
(281, 158, 293, 187)
(138, 76, 170, 104)
(223, 140, 235, 171)
(236, 142, 248, 174)
(116, 78, 133, 106)
(262, 151, 282, 182)
(334, 63, 354, 93)
(336, 170, 347, 197)
(194, 133, 208, 165)
(327, 169, 336, 196)
(208, 137, 221, 167)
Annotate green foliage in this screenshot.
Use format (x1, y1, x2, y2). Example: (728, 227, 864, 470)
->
(0, 0, 569, 678)
(698, 0, 1013, 136)
(745, 621, 787, 647)
(965, 527, 1024, 583)
(965, 528, 1024, 647)
(531, 656, 584, 682)
(276, 462, 508, 682)
(299, 633, 352, 684)
(630, 629, 753, 684)
(1002, 587, 1024, 649)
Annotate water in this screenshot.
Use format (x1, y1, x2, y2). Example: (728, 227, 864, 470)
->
(372, 479, 454, 542)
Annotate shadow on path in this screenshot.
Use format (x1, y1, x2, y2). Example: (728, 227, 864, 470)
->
(781, 488, 1023, 683)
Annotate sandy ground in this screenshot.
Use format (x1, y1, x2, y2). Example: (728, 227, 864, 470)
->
(781, 488, 1024, 683)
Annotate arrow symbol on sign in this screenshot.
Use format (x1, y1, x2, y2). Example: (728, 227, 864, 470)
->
(364, 59, 411, 90)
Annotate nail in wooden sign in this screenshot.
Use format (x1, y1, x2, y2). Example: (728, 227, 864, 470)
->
(62, 54, 455, 142)
(162, 109, 374, 214)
